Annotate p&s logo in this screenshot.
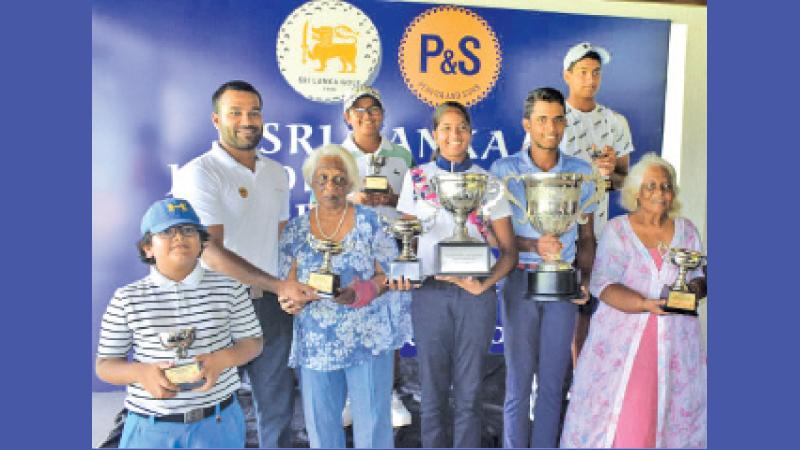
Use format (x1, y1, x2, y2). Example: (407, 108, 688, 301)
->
(277, 0, 382, 103)
(398, 6, 501, 107)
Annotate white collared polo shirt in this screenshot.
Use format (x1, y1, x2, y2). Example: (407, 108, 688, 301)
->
(172, 141, 290, 276)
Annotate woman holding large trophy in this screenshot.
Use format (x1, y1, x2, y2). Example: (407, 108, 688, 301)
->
(560, 153, 707, 448)
(277, 144, 412, 449)
(391, 101, 517, 447)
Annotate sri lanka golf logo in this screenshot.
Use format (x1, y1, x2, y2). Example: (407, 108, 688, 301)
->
(277, 0, 382, 103)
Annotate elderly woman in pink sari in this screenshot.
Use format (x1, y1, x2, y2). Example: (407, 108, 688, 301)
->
(560, 153, 707, 448)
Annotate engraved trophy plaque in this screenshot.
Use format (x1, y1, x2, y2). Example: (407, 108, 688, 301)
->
(387, 218, 423, 286)
(503, 172, 603, 299)
(363, 154, 389, 193)
(308, 238, 344, 297)
(159, 327, 204, 390)
(660, 248, 706, 315)
(430, 172, 503, 276)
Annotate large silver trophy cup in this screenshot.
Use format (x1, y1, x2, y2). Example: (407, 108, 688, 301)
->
(503, 172, 602, 298)
(159, 327, 205, 390)
(430, 172, 503, 276)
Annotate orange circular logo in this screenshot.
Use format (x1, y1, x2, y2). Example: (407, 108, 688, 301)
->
(398, 6, 501, 107)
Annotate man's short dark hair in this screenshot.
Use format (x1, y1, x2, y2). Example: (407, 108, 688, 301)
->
(137, 228, 210, 265)
(566, 50, 603, 72)
(523, 87, 566, 119)
(212, 80, 263, 113)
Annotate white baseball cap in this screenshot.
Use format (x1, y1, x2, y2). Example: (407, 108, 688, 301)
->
(563, 42, 611, 71)
(342, 85, 382, 113)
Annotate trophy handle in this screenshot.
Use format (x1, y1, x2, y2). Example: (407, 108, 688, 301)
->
(502, 175, 532, 225)
(576, 172, 604, 225)
(481, 177, 504, 215)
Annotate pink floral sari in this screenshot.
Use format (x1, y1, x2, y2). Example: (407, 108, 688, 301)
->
(560, 215, 706, 448)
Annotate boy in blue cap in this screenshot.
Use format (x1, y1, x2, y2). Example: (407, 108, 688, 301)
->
(95, 198, 263, 448)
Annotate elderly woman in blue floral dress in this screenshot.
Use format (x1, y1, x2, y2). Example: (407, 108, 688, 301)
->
(277, 144, 412, 449)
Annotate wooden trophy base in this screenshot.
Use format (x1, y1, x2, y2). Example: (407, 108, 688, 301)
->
(165, 362, 205, 390)
(308, 272, 340, 298)
(526, 269, 580, 300)
(363, 176, 389, 193)
(660, 285, 698, 316)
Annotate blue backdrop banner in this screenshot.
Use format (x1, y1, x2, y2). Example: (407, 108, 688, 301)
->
(92, 0, 669, 391)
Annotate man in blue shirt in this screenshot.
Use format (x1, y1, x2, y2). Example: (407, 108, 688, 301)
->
(490, 87, 596, 448)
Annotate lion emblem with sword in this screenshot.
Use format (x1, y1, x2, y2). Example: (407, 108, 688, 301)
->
(302, 21, 359, 73)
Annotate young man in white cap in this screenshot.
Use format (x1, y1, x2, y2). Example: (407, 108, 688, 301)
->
(339, 84, 414, 428)
(562, 41, 635, 388)
(561, 41, 634, 238)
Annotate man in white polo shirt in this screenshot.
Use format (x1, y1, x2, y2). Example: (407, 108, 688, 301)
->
(172, 80, 317, 448)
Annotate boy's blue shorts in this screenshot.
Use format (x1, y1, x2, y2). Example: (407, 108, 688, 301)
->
(119, 395, 245, 448)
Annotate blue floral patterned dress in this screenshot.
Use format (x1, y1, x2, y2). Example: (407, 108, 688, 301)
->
(278, 204, 413, 371)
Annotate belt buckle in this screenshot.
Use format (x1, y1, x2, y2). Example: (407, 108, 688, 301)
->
(183, 407, 205, 424)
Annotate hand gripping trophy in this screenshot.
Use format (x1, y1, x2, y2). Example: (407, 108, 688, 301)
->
(502, 171, 603, 298)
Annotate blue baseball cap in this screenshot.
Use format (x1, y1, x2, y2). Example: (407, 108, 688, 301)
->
(140, 198, 205, 236)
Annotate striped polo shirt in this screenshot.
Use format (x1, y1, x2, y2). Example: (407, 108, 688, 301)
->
(97, 263, 261, 416)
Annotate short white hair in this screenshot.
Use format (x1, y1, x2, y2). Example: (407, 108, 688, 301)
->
(301, 144, 362, 194)
(620, 152, 681, 217)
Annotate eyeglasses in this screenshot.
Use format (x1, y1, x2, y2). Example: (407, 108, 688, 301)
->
(156, 225, 200, 238)
(350, 106, 383, 116)
(313, 174, 349, 188)
(641, 182, 673, 193)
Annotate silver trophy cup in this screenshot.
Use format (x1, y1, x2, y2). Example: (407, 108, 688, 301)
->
(387, 218, 423, 286)
(158, 327, 204, 390)
(308, 238, 344, 296)
(503, 172, 602, 298)
(429, 172, 503, 276)
(660, 248, 706, 315)
(589, 147, 615, 192)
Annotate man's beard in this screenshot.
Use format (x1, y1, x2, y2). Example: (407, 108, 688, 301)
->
(224, 127, 261, 151)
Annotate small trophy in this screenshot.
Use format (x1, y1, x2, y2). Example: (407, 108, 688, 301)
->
(660, 248, 706, 315)
(159, 327, 204, 390)
(387, 218, 423, 286)
(503, 172, 603, 299)
(363, 154, 389, 193)
(589, 147, 614, 192)
(430, 172, 503, 276)
(308, 238, 344, 297)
